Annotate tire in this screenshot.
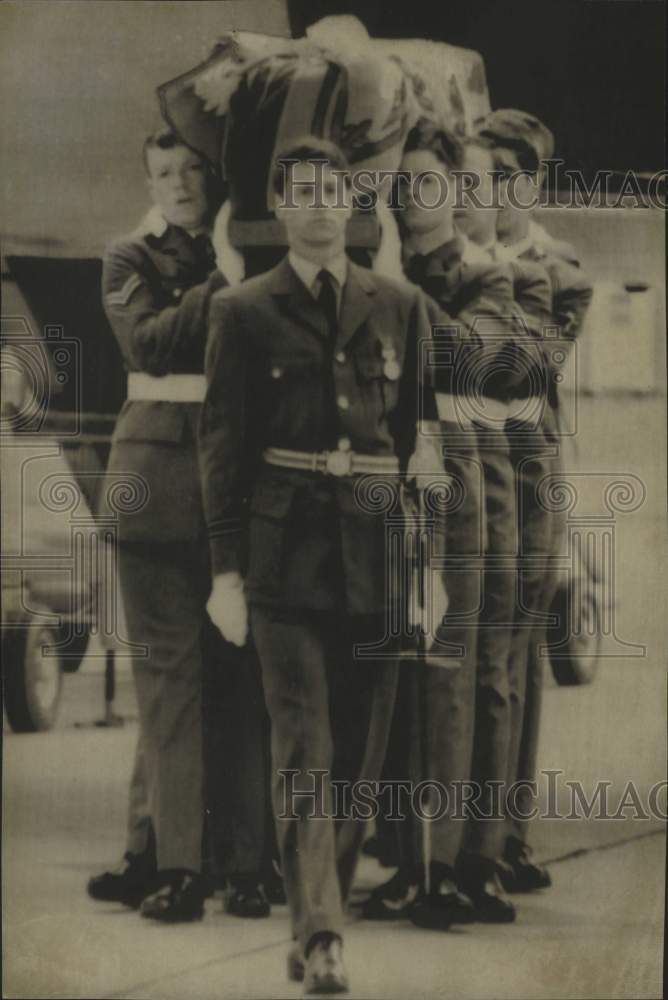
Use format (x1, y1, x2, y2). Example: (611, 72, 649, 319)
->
(57, 625, 90, 674)
(3, 625, 64, 731)
(549, 581, 601, 686)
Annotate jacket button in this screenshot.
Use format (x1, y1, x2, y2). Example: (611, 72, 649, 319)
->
(337, 395, 350, 411)
(335, 351, 346, 364)
(172, 287, 182, 298)
(271, 367, 283, 379)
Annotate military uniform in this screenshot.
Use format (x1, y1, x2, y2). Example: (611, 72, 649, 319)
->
(103, 211, 272, 883)
(363, 231, 549, 926)
(200, 252, 439, 949)
(496, 220, 592, 850)
(403, 233, 542, 875)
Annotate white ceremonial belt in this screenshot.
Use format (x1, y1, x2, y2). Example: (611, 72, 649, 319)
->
(263, 447, 400, 478)
(127, 372, 206, 403)
(473, 395, 544, 429)
(435, 392, 473, 427)
(472, 396, 513, 428)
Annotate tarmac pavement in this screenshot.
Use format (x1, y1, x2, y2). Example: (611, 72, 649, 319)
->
(3, 653, 665, 1000)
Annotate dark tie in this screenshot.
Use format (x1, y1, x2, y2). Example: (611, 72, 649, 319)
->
(405, 252, 428, 286)
(317, 268, 338, 340)
(191, 233, 216, 280)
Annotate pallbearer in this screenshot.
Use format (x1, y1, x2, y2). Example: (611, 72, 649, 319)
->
(90, 129, 275, 922)
(473, 110, 593, 890)
(365, 119, 523, 927)
(200, 137, 441, 995)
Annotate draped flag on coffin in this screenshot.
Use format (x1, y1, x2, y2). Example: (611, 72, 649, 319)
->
(157, 17, 490, 243)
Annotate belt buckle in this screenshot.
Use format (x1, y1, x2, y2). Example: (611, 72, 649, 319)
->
(325, 449, 353, 477)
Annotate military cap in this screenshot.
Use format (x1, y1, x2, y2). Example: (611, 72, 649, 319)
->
(475, 109, 555, 172)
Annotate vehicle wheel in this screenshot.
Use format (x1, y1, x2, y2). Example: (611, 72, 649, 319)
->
(57, 626, 90, 673)
(549, 582, 601, 686)
(3, 625, 63, 731)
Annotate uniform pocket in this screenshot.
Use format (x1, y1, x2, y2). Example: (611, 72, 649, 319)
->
(249, 476, 296, 520)
(267, 355, 320, 384)
(353, 353, 401, 418)
(354, 355, 386, 381)
(247, 477, 297, 599)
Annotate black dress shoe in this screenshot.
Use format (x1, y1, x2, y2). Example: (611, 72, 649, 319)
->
(140, 869, 205, 923)
(409, 866, 476, 931)
(303, 932, 349, 995)
(456, 856, 516, 924)
(498, 838, 552, 893)
(361, 868, 419, 920)
(87, 849, 156, 909)
(287, 941, 305, 983)
(225, 879, 270, 918)
(410, 887, 476, 930)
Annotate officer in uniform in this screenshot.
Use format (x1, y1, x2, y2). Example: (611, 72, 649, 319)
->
(474, 109, 593, 891)
(200, 137, 441, 995)
(365, 119, 543, 927)
(89, 127, 275, 921)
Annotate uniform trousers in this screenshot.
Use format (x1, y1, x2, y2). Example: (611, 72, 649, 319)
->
(379, 425, 484, 870)
(124, 736, 153, 857)
(119, 541, 207, 872)
(460, 423, 516, 861)
(251, 604, 399, 948)
(201, 632, 275, 880)
(506, 405, 566, 841)
(119, 540, 274, 877)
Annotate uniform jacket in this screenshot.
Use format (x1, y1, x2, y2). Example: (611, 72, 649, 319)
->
(102, 211, 227, 542)
(199, 255, 438, 614)
(465, 237, 554, 402)
(497, 219, 593, 408)
(402, 233, 550, 402)
(499, 220, 592, 335)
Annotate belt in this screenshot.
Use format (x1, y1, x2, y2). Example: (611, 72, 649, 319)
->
(438, 392, 543, 430)
(470, 395, 514, 429)
(263, 447, 400, 477)
(435, 392, 473, 427)
(127, 372, 206, 403)
(504, 395, 544, 429)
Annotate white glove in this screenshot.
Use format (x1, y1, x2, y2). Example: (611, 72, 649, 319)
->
(371, 192, 405, 281)
(423, 569, 450, 641)
(406, 428, 444, 491)
(207, 572, 248, 647)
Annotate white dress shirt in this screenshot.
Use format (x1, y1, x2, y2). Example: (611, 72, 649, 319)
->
(288, 250, 348, 315)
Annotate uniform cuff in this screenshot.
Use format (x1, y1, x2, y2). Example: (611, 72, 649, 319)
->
(209, 520, 244, 576)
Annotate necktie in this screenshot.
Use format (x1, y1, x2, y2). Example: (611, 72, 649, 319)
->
(405, 252, 428, 286)
(317, 269, 338, 340)
(191, 234, 216, 279)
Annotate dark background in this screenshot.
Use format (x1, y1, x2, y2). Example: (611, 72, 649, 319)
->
(289, 0, 665, 180)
